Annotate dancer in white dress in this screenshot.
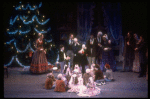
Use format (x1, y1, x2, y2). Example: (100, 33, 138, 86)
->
(77, 77, 101, 97)
(63, 64, 72, 89)
(67, 64, 101, 97)
(63, 64, 72, 76)
(73, 64, 81, 74)
(67, 65, 86, 93)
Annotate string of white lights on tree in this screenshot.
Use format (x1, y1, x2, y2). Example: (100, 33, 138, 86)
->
(10, 15, 50, 25)
(4, 56, 16, 67)
(15, 2, 42, 11)
(4, 55, 56, 67)
(5, 39, 53, 52)
(7, 27, 51, 34)
(4, 39, 15, 44)
(4, 2, 58, 67)
(34, 27, 51, 33)
(14, 41, 33, 53)
(7, 29, 31, 34)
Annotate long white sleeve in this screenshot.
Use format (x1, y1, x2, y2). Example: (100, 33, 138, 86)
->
(64, 53, 66, 60)
(56, 51, 59, 63)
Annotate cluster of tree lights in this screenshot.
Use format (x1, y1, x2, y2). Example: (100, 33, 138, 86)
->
(4, 2, 57, 67)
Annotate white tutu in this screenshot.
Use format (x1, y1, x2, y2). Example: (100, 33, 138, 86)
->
(77, 77, 101, 97)
(68, 73, 84, 93)
(68, 84, 87, 93)
(77, 84, 101, 97)
(67, 65, 101, 97)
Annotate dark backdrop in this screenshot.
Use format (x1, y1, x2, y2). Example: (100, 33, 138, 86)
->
(3, 2, 147, 42)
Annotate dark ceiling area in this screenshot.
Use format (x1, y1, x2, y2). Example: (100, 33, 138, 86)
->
(2, 2, 147, 40)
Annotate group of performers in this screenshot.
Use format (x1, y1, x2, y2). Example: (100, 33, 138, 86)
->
(29, 31, 115, 97)
(29, 31, 115, 74)
(122, 31, 148, 78)
(45, 62, 114, 97)
(60, 32, 116, 75)
(28, 29, 147, 97)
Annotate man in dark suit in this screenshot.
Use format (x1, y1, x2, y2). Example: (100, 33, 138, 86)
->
(86, 34, 98, 68)
(96, 31, 103, 65)
(72, 38, 81, 70)
(122, 32, 136, 72)
(78, 44, 88, 75)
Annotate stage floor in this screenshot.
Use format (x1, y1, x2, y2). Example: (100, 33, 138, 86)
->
(4, 66, 148, 98)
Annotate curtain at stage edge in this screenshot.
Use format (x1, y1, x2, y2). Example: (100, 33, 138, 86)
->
(102, 2, 124, 62)
(77, 2, 95, 44)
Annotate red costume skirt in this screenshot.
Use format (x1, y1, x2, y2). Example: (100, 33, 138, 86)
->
(30, 50, 49, 74)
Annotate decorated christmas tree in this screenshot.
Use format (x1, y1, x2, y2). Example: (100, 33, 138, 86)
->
(4, 2, 58, 67)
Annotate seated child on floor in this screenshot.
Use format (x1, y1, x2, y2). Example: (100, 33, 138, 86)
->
(45, 70, 56, 89)
(94, 64, 105, 85)
(104, 63, 114, 82)
(83, 68, 92, 86)
(54, 73, 66, 92)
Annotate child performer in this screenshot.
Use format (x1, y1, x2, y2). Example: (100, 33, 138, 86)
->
(45, 70, 56, 89)
(104, 63, 114, 82)
(58, 45, 70, 73)
(54, 73, 66, 92)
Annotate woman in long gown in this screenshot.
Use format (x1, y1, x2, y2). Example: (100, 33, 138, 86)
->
(30, 34, 49, 74)
(133, 33, 140, 72)
(101, 34, 115, 71)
